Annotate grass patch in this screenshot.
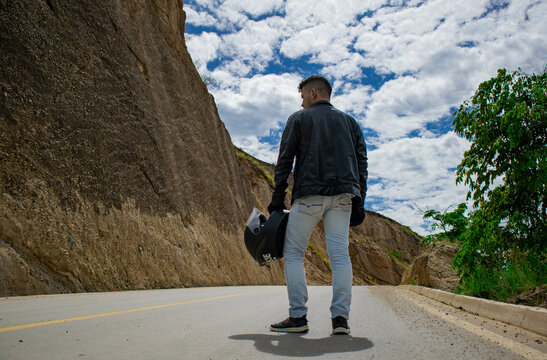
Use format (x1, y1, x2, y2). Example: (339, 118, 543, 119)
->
(386, 248, 407, 267)
(382, 218, 396, 231)
(402, 225, 420, 238)
(235, 147, 293, 197)
(457, 251, 546, 302)
(381, 217, 421, 240)
(355, 234, 374, 243)
(235, 148, 274, 186)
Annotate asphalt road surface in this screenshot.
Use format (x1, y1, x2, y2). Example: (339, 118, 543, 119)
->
(1, 286, 545, 359)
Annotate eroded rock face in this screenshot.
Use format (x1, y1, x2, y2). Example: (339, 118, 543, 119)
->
(401, 256, 432, 287)
(349, 212, 423, 285)
(0, 0, 282, 295)
(401, 242, 460, 292)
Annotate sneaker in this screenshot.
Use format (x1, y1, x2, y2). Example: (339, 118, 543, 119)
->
(270, 315, 309, 333)
(332, 316, 350, 335)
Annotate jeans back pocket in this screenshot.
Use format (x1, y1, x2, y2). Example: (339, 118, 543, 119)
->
(297, 198, 323, 217)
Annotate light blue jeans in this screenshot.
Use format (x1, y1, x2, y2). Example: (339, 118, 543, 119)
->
(283, 193, 353, 319)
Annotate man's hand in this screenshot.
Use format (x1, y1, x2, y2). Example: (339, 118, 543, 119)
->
(267, 191, 286, 215)
(350, 196, 365, 226)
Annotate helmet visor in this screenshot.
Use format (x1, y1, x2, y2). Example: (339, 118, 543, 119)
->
(245, 207, 266, 234)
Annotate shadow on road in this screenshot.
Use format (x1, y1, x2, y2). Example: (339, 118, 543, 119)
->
(229, 333, 373, 357)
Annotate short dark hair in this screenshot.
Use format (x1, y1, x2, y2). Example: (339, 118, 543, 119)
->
(298, 75, 332, 98)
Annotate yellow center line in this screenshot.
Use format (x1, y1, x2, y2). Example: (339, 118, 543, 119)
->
(0, 289, 270, 333)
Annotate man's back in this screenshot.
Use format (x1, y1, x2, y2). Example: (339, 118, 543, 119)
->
(278, 100, 366, 201)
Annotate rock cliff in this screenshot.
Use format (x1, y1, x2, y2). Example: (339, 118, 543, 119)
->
(0, 0, 422, 296)
(0, 0, 285, 295)
(400, 242, 460, 292)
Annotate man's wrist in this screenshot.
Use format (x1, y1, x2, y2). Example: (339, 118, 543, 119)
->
(272, 190, 286, 203)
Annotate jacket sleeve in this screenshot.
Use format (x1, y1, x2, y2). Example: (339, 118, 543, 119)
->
(273, 115, 298, 197)
(354, 125, 368, 200)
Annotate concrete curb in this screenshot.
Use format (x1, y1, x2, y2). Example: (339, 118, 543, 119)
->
(400, 285, 547, 337)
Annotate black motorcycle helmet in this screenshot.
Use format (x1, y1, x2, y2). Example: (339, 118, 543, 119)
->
(244, 208, 289, 266)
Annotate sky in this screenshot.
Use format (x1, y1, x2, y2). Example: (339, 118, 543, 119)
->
(183, 0, 547, 235)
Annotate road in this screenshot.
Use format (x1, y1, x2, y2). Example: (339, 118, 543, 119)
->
(0, 286, 545, 359)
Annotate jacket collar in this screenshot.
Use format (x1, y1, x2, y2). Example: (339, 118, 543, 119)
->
(312, 100, 332, 107)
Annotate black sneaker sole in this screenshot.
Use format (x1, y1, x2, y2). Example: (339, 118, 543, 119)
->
(332, 327, 350, 335)
(270, 325, 309, 333)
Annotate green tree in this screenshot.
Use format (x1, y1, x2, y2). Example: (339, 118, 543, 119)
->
(422, 203, 468, 244)
(451, 68, 546, 299)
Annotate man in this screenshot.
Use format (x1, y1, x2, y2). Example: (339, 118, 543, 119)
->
(268, 75, 367, 335)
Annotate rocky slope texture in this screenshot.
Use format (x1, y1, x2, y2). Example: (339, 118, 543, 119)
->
(400, 242, 460, 292)
(0, 0, 286, 295)
(0, 0, 422, 296)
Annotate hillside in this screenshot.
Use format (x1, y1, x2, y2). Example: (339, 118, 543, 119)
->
(236, 148, 424, 285)
(0, 0, 422, 296)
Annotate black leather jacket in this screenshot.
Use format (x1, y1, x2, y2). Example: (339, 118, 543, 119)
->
(273, 100, 367, 203)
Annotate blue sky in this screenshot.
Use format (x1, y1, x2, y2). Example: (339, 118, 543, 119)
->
(183, 0, 547, 234)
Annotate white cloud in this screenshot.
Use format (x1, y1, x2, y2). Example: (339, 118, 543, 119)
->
(368, 132, 469, 189)
(331, 81, 373, 118)
(322, 53, 367, 81)
(280, 23, 354, 65)
(209, 73, 302, 138)
(186, 32, 221, 73)
(367, 132, 470, 234)
(283, 0, 384, 29)
(188, 1, 250, 31)
(217, 17, 285, 75)
(188, 0, 217, 7)
(232, 135, 279, 164)
(221, 0, 284, 17)
(354, 0, 547, 143)
(184, 6, 217, 27)
(364, 74, 456, 140)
